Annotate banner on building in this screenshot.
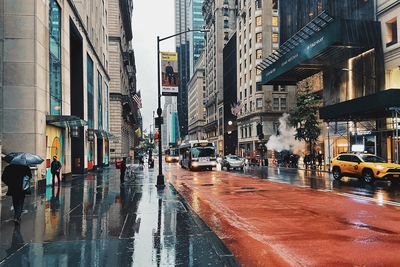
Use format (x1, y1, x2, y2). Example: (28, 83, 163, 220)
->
(161, 52, 179, 96)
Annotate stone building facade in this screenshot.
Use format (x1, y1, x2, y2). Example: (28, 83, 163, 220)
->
(108, 0, 140, 163)
(236, 0, 296, 158)
(0, 0, 111, 187)
(202, 0, 237, 155)
(188, 52, 206, 140)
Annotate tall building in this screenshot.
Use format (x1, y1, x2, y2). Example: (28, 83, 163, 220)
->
(1, 0, 110, 186)
(175, 0, 206, 140)
(188, 52, 206, 140)
(258, 0, 385, 162)
(236, 0, 296, 158)
(108, 0, 141, 163)
(188, 0, 206, 75)
(223, 33, 238, 155)
(175, 0, 190, 139)
(202, 0, 237, 155)
(162, 97, 180, 151)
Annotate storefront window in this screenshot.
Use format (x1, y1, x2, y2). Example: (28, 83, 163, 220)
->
(98, 72, 103, 130)
(49, 0, 62, 115)
(87, 55, 94, 128)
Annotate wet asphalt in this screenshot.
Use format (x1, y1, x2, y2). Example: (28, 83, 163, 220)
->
(227, 165, 400, 205)
(0, 165, 238, 267)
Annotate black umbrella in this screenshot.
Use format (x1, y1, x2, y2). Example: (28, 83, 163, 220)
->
(3, 152, 44, 166)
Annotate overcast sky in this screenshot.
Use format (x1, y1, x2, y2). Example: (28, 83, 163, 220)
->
(132, 0, 175, 132)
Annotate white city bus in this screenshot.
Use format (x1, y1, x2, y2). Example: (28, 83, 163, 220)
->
(179, 140, 217, 171)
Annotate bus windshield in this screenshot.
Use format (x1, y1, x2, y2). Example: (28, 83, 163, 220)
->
(191, 147, 215, 158)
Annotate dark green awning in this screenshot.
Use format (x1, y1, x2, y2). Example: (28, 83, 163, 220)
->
(46, 115, 87, 128)
(319, 89, 400, 121)
(258, 12, 382, 85)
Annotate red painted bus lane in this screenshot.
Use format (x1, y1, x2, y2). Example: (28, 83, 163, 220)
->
(166, 167, 400, 267)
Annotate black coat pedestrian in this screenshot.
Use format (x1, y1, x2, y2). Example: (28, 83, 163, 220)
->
(1, 164, 32, 197)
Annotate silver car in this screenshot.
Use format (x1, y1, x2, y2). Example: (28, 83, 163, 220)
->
(221, 155, 245, 171)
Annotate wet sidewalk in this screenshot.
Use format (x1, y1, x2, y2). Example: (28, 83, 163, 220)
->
(0, 165, 238, 266)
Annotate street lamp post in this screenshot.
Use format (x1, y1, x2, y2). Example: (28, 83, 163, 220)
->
(156, 28, 209, 188)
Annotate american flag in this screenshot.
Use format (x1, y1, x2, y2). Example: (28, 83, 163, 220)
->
(231, 101, 244, 116)
(132, 93, 142, 108)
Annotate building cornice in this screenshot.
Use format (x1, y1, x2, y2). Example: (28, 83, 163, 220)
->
(67, 0, 110, 81)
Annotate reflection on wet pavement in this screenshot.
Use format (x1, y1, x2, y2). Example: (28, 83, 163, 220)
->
(231, 166, 400, 205)
(0, 166, 238, 266)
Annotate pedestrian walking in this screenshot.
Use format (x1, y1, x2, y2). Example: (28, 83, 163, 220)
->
(50, 156, 62, 186)
(317, 152, 323, 170)
(1, 164, 32, 224)
(120, 157, 127, 184)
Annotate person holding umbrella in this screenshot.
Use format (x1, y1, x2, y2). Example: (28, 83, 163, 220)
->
(2, 152, 43, 224)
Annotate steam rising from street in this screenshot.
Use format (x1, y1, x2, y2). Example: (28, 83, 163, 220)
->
(266, 113, 304, 154)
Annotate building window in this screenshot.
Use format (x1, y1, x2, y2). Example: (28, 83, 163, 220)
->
(249, 55, 252, 64)
(105, 83, 109, 131)
(273, 98, 279, 110)
(87, 55, 94, 128)
(250, 101, 253, 111)
(256, 0, 262, 9)
(241, 128, 244, 138)
(272, 16, 278, 27)
(98, 71, 103, 130)
(273, 85, 279, 91)
(244, 44, 247, 53)
(280, 85, 286, 92)
(240, 63, 242, 72)
(224, 19, 229, 28)
(256, 83, 262, 91)
(223, 7, 229, 16)
(49, 0, 62, 115)
(239, 21, 242, 30)
(272, 33, 279, 43)
(240, 91, 242, 100)
(256, 49, 263, 59)
(244, 88, 247, 98)
(245, 127, 248, 137)
(256, 16, 262, 27)
(272, 0, 278, 9)
(244, 29, 246, 37)
(386, 18, 398, 47)
(249, 38, 252, 49)
(224, 32, 229, 40)
(250, 85, 253, 95)
(249, 125, 252, 137)
(249, 7, 252, 18)
(249, 70, 252, 80)
(245, 103, 247, 112)
(256, 98, 263, 108)
(281, 97, 287, 110)
(256, 32, 262, 43)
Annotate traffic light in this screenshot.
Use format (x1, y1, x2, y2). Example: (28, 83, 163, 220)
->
(256, 123, 263, 136)
(257, 123, 264, 140)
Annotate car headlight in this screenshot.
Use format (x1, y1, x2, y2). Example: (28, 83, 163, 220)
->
(376, 165, 385, 171)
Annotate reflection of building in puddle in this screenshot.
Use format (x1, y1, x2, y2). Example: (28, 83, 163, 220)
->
(374, 189, 388, 206)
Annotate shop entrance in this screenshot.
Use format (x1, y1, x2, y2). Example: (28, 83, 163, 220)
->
(70, 21, 85, 174)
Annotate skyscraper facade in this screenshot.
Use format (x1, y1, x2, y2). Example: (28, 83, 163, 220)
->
(202, 0, 237, 155)
(188, 0, 206, 75)
(175, 0, 206, 140)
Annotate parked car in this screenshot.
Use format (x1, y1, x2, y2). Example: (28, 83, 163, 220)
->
(221, 155, 245, 171)
(331, 153, 400, 183)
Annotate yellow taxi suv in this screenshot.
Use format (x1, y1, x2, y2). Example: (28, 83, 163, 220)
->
(331, 153, 400, 183)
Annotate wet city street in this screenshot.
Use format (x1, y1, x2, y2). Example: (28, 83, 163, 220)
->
(167, 163, 400, 266)
(235, 166, 400, 206)
(0, 166, 238, 266)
